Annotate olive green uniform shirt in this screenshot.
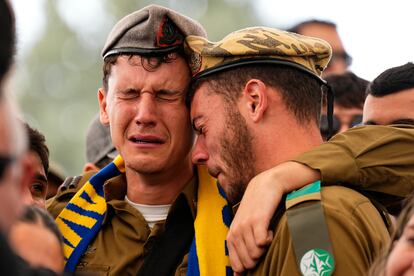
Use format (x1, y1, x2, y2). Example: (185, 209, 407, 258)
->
(248, 186, 389, 275)
(47, 125, 414, 275)
(294, 125, 414, 215)
(47, 172, 196, 275)
(249, 125, 414, 275)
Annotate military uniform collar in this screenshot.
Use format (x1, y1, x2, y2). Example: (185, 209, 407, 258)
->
(103, 174, 127, 201)
(101, 170, 198, 224)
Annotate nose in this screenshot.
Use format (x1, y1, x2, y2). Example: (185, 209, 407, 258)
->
(135, 92, 157, 126)
(192, 136, 209, 165)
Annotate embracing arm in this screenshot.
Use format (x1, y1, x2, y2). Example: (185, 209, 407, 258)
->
(228, 161, 319, 273)
(228, 125, 414, 273)
(295, 125, 414, 203)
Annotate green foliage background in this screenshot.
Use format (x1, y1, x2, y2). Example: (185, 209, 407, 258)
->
(14, 0, 264, 177)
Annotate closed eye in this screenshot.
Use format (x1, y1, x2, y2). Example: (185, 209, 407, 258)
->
(156, 90, 184, 102)
(118, 88, 140, 100)
(192, 118, 204, 135)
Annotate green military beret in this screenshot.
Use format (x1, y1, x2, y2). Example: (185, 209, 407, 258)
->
(185, 26, 332, 82)
(102, 4, 207, 59)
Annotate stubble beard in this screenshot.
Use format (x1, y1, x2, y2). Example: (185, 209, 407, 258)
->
(221, 104, 256, 205)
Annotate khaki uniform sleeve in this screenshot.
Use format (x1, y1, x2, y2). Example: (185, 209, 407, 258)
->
(46, 172, 95, 218)
(293, 125, 414, 212)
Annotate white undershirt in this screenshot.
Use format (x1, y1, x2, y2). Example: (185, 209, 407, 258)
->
(125, 196, 171, 229)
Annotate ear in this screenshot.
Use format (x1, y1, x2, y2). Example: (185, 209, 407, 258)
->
(242, 79, 268, 123)
(83, 162, 100, 173)
(98, 88, 110, 125)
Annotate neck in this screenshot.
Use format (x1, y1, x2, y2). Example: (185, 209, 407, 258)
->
(253, 119, 323, 174)
(125, 160, 194, 205)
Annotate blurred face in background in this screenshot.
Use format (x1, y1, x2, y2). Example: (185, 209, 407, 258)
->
(0, 99, 30, 234)
(10, 219, 64, 273)
(386, 214, 414, 276)
(22, 150, 47, 208)
(320, 105, 363, 140)
(333, 105, 363, 133)
(363, 88, 414, 126)
(299, 23, 351, 76)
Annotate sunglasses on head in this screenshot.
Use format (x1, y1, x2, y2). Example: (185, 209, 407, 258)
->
(0, 155, 16, 179)
(320, 114, 363, 138)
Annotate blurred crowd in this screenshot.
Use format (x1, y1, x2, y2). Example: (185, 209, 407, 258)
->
(1, 0, 414, 275)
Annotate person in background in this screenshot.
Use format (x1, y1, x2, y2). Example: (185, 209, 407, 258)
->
(0, 0, 14, 86)
(0, 0, 30, 236)
(363, 62, 414, 126)
(84, 114, 118, 172)
(320, 72, 368, 139)
(23, 122, 49, 208)
(54, 114, 116, 201)
(0, 101, 30, 234)
(369, 193, 414, 276)
(288, 19, 351, 76)
(46, 162, 65, 199)
(0, 1, 56, 274)
(9, 205, 64, 274)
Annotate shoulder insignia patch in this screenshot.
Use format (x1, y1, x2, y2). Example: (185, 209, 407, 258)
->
(300, 248, 335, 276)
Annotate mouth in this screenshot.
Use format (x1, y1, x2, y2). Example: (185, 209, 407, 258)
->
(128, 135, 165, 145)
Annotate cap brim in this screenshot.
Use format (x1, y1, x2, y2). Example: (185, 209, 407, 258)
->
(103, 45, 182, 59)
(193, 57, 326, 85)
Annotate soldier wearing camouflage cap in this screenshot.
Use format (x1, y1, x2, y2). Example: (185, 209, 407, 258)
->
(47, 4, 208, 275)
(187, 27, 390, 275)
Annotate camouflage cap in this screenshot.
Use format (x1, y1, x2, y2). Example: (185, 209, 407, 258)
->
(86, 114, 118, 165)
(102, 4, 207, 59)
(185, 26, 332, 81)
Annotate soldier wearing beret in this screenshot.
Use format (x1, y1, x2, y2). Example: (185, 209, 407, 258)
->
(186, 26, 393, 275)
(47, 4, 207, 275)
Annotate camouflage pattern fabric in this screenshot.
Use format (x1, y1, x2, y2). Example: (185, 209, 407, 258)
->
(185, 27, 332, 80)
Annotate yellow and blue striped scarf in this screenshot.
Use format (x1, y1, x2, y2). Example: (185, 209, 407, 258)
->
(56, 156, 231, 274)
(56, 155, 125, 272)
(187, 166, 232, 276)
